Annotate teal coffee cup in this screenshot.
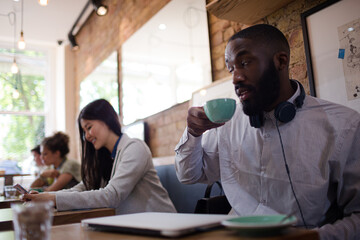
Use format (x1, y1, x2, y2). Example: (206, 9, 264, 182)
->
(204, 98, 236, 123)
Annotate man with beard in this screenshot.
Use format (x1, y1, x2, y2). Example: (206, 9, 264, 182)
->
(174, 24, 360, 240)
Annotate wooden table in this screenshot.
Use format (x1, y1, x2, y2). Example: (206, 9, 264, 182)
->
(0, 223, 319, 240)
(52, 208, 115, 225)
(0, 173, 31, 186)
(0, 196, 22, 209)
(0, 207, 115, 231)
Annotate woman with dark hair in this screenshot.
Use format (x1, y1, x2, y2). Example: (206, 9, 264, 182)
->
(30, 132, 81, 191)
(24, 99, 176, 214)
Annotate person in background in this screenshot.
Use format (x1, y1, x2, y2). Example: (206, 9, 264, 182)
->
(174, 24, 360, 240)
(24, 99, 176, 215)
(30, 145, 45, 177)
(30, 132, 81, 191)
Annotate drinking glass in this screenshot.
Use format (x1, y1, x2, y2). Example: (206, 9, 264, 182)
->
(12, 201, 54, 240)
(4, 185, 17, 199)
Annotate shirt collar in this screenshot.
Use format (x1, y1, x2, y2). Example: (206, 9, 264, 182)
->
(56, 158, 66, 170)
(264, 80, 301, 120)
(111, 134, 122, 159)
(287, 80, 301, 105)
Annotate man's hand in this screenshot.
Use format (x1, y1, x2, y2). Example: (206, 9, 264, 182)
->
(187, 107, 225, 137)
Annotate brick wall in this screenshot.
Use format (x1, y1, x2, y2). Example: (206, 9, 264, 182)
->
(145, 102, 188, 156)
(207, 0, 327, 93)
(71, 0, 170, 115)
(69, 0, 327, 157)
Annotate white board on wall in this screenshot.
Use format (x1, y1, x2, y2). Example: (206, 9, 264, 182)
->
(191, 77, 239, 107)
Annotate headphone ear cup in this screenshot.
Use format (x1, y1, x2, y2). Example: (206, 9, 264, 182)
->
(274, 102, 296, 123)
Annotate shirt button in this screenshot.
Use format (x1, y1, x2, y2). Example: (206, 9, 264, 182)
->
(260, 199, 266, 204)
(265, 133, 270, 138)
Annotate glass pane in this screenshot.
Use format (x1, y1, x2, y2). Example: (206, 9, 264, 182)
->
(0, 72, 45, 112)
(0, 46, 46, 173)
(0, 114, 45, 172)
(122, 63, 175, 124)
(80, 51, 119, 112)
(122, 0, 212, 125)
(0, 48, 46, 112)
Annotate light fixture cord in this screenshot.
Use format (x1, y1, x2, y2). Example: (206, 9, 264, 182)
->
(14, 13, 16, 54)
(1, 12, 16, 52)
(8, 12, 17, 55)
(21, 0, 23, 32)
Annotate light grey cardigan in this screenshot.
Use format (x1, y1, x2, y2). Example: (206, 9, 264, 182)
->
(55, 133, 176, 214)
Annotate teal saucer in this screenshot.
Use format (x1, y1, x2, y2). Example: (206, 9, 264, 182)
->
(222, 215, 297, 237)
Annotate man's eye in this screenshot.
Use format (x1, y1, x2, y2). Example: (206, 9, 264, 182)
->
(241, 60, 249, 66)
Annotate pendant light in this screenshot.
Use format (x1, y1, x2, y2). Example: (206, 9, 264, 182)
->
(18, 0, 25, 49)
(11, 58, 19, 74)
(10, 12, 19, 74)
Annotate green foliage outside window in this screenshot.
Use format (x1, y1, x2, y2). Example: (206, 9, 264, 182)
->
(0, 65, 45, 163)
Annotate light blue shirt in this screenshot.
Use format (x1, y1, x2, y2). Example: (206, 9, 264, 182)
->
(175, 91, 360, 240)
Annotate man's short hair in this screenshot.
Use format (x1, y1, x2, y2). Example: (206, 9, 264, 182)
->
(31, 145, 41, 154)
(229, 24, 290, 55)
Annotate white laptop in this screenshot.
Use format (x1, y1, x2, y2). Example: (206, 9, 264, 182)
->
(81, 212, 233, 237)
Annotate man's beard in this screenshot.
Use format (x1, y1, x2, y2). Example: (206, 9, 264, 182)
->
(241, 61, 280, 116)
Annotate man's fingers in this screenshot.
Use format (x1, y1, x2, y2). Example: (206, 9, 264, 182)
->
(187, 106, 225, 136)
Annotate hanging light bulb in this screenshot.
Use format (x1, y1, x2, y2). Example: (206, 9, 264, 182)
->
(10, 11, 19, 73)
(18, 0, 25, 49)
(18, 31, 25, 49)
(11, 58, 19, 74)
(38, 0, 48, 6)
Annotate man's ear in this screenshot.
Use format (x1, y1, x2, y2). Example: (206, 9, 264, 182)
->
(273, 51, 288, 71)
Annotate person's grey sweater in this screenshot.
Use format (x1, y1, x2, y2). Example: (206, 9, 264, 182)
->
(55, 133, 176, 214)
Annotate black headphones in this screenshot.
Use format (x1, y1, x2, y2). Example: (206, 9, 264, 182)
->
(249, 80, 305, 128)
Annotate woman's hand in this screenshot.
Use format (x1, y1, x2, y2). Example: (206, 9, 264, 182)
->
(22, 192, 56, 206)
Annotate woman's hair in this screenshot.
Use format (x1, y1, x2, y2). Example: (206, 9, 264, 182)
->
(41, 132, 70, 158)
(78, 99, 121, 190)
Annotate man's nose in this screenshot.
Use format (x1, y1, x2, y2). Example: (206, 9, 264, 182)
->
(232, 68, 245, 84)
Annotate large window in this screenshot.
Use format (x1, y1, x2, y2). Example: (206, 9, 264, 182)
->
(122, 0, 212, 125)
(0, 46, 46, 172)
(80, 51, 119, 113)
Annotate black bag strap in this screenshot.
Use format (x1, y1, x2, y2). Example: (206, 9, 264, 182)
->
(204, 181, 224, 198)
